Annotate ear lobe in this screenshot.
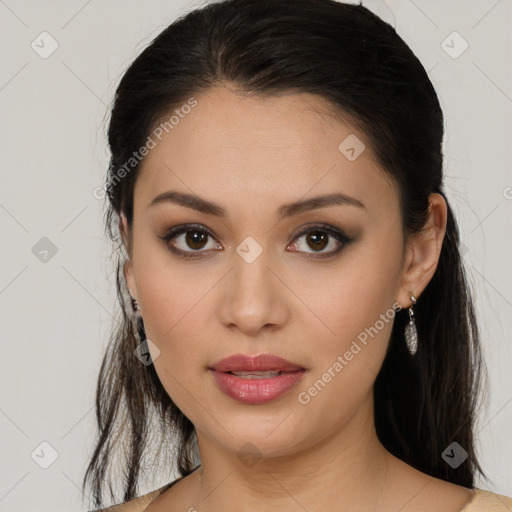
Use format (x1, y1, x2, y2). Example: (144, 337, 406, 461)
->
(396, 243, 415, 307)
(123, 258, 132, 282)
(123, 258, 137, 299)
(119, 212, 128, 248)
(396, 193, 447, 307)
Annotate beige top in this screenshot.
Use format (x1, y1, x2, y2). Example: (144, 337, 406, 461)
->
(90, 487, 512, 512)
(461, 490, 512, 511)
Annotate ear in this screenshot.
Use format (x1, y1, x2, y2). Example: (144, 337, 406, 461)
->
(123, 259, 137, 299)
(396, 192, 447, 308)
(120, 212, 137, 299)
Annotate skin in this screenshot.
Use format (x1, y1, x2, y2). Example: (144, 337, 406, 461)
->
(121, 84, 474, 511)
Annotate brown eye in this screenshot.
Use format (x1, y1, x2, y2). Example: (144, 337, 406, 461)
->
(158, 224, 222, 257)
(184, 229, 208, 250)
(305, 230, 329, 252)
(288, 224, 351, 258)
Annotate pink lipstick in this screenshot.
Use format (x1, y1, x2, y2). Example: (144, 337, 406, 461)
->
(209, 353, 306, 404)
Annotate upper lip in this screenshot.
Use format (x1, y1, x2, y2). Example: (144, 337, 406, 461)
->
(210, 353, 305, 373)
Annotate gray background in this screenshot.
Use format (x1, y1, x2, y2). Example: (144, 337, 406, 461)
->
(0, 0, 511, 510)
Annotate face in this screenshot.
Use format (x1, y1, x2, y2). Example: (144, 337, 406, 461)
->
(123, 85, 410, 460)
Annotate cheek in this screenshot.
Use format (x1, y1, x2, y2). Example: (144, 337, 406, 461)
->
(302, 232, 403, 350)
(292, 228, 404, 422)
(131, 233, 213, 371)
(137, 269, 213, 356)
(136, 266, 214, 412)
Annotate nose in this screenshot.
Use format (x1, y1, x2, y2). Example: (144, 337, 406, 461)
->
(217, 248, 291, 337)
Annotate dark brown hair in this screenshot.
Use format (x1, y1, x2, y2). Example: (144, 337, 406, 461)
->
(83, 0, 486, 507)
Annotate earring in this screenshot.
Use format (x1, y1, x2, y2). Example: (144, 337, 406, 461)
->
(129, 289, 147, 346)
(404, 294, 418, 356)
(128, 289, 141, 313)
(128, 289, 144, 335)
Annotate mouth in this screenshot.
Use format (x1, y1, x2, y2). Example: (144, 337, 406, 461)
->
(210, 352, 305, 373)
(226, 370, 284, 379)
(209, 353, 306, 404)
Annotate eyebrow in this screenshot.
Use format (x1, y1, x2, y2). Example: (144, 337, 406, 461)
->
(148, 190, 365, 219)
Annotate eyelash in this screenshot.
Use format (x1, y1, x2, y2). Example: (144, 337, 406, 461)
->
(158, 223, 352, 260)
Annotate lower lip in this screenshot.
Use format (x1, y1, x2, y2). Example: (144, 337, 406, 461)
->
(210, 370, 306, 404)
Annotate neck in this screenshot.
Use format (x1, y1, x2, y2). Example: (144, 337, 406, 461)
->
(193, 397, 391, 512)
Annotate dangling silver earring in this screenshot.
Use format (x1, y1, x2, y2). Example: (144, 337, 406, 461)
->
(404, 294, 418, 355)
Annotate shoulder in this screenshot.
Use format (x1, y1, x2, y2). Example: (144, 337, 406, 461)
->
(462, 489, 512, 511)
(87, 483, 171, 512)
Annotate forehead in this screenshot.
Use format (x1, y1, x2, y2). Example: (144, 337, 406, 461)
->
(133, 85, 397, 217)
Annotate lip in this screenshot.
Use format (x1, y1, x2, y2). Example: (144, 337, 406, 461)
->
(209, 353, 306, 404)
(210, 353, 304, 372)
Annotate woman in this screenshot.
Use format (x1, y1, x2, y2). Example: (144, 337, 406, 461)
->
(83, 0, 512, 510)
